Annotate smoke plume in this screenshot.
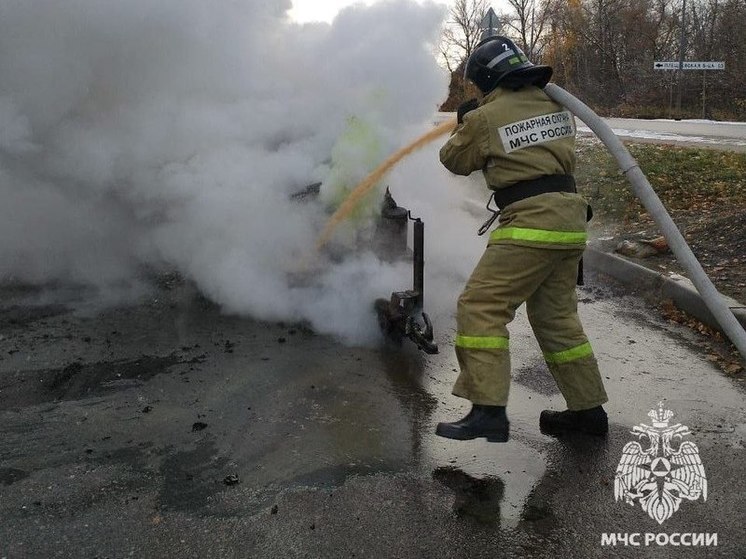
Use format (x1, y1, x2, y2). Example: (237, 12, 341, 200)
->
(0, 0, 487, 344)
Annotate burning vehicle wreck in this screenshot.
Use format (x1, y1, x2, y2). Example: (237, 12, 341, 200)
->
(372, 190, 437, 354)
(291, 184, 438, 354)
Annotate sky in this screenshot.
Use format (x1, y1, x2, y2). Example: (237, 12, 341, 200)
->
(290, 0, 439, 23)
(288, 1, 513, 29)
(289, 0, 366, 23)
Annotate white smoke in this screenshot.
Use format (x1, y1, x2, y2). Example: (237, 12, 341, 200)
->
(0, 0, 486, 344)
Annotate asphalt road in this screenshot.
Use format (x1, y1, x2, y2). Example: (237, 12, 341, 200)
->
(594, 117, 746, 140)
(1, 273, 744, 558)
(577, 117, 746, 152)
(437, 112, 746, 151)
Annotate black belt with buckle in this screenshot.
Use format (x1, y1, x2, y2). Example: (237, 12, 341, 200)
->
(477, 174, 578, 236)
(492, 174, 576, 208)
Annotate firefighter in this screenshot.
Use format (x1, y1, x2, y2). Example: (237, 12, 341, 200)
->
(436, 36, 609, 442)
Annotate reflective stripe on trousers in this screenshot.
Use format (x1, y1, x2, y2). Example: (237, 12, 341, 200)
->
(544, 341, 594, 364)
(455, 334, 509, 350)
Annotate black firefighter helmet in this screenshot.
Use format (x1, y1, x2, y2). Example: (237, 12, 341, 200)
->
(465, 36, 552, 94)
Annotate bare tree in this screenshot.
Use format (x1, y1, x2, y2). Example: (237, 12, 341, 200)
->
(439, 0, 493, 73)
(504, 0, 554, 59)
(504, 0, 745, 118)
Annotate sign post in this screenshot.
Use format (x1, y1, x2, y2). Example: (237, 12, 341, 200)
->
(653, 61, 725, 70)
(480, 7, 499, 40)
(653, 61, 725, 118)
(676, 0, 686, 114)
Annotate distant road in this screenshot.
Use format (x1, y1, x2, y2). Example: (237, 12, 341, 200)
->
(576, 117, 746, 151)
(435, 112, 746, 151)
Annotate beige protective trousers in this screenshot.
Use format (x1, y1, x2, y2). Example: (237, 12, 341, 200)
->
(453, 243, 608, 410)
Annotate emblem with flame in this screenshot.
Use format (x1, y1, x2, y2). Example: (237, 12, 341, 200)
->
(614, 402, 707, 524)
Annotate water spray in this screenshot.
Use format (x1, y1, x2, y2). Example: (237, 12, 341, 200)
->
(315, 118, 457, 250)
(312, 118, 456, 354)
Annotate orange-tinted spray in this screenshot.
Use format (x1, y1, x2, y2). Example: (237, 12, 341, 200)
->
(315, 117, 457, 250)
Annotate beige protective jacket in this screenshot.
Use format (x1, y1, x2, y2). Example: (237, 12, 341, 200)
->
(440, 86, 589, 250)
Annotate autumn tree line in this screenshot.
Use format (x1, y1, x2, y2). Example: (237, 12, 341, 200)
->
(439, 0, 746, 120)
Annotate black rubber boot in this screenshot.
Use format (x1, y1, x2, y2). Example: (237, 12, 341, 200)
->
(539, 406, 608, 436)
(435, 405, 509, 442)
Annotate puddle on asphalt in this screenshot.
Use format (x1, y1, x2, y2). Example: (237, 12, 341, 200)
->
(0, 354, 183, 409)
(513, 359, 561, 396)
(377, 349, 440, 462)
(425, 412, 564, 530)
(433, 466, 505, 524)
(158, 439, 231, 512)
(377, 343, 551, 529)
(378, 350, 438, 413)
(286, 462, 404, 489)
(0, 304, 70, 328)
(425, 435, 547, 529)
(0, 467, 30, 486)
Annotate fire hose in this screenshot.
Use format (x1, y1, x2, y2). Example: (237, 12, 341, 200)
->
(545, 83, 746, 362)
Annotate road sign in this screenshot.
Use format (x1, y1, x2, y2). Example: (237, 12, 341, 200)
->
(654, 61, 725, 70)
(479, 7, 499, 40)
(480, 7, 498, 31)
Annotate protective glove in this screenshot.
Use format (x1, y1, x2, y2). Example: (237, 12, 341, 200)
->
(457, 98, 479, 124)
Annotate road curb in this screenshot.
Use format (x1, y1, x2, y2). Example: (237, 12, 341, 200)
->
(584, 246, 746, 332)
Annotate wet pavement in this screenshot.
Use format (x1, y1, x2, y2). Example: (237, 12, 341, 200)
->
(1, 274, 745, 558)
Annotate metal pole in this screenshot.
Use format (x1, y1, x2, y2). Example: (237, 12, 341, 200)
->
(676, 0, 687, 116)
(668, 77, 674, 119)
(702, 70, 706, 119)
(412, 218, 425, 309)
